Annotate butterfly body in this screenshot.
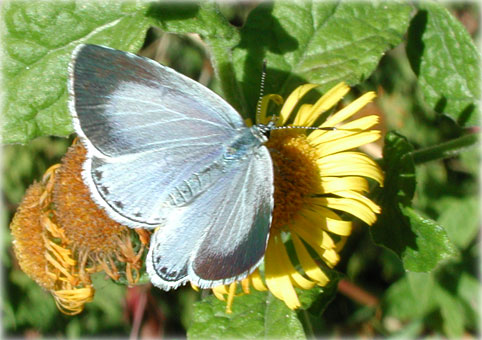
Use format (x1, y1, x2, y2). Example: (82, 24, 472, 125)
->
(168, 126, 267, 207)
(68, 44, 274, 289)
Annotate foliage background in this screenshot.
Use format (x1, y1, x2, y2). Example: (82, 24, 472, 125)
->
(1, 1, 479, 339)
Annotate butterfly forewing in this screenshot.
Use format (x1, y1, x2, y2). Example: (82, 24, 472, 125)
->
(69, 45, 248, 228)
(70, 44, 245, 158)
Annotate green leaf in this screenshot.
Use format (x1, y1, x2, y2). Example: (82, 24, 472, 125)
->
(187, 290, 305, 340)
(434, 253, 480, 333)
(400, 206, 458, 271)
(435, 287, 466, 337)
(84, 273, 127, 328)
(456, 271, 480, 331)
(9, 270, 59, 331)
(434, 195, 479, 249)
(383, 273, 433, 320)
(372, 132, 458, 272)
(406, 2, 480, 127)
(231, 0, 412, 118)
(2, 136, 70, 203)
(371, 132, 416, 254)
(2, 0, 152, 144)
(383, 266, 477, 337)
(301, 271, 341, 315)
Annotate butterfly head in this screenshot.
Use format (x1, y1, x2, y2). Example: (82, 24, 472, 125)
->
(251, 120, 276, 143)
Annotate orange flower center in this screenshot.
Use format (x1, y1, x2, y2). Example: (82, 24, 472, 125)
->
(266, 129, 321, 231)
(52, 143, 127, 253)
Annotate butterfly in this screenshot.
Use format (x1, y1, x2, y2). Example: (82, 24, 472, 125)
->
(68, 44, 274, 290)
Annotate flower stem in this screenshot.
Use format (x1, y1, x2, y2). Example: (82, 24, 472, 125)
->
(299, 309, 315, 339)
(411, 133, 479, 165)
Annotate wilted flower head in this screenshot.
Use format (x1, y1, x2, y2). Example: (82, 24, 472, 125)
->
(10, 142, 149, 314)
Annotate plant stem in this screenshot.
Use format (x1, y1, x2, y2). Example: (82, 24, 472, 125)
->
(411, 133, 478, 164)
(299, 309, 315, 339)
(338, 280, 379, 307)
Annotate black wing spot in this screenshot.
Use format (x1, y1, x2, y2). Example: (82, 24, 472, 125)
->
(101, 186, 110, 195)
(114, 201, 124, 209)
(155, 255, 162, 263)
(94, 170, 103, 180)
(134, 212, 142, 218)
(160, 267, 168, 274)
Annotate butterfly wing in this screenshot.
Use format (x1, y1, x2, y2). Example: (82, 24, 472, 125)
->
(69, 44, 245, 157)
(68, 44, 246, 228)
(146, 145, 273, 290)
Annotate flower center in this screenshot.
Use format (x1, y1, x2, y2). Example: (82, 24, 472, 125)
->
(52, 143, 127, 254)
(266, 130, 321, 231)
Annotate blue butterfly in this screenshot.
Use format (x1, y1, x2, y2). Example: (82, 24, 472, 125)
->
(68, 44, 273, 289)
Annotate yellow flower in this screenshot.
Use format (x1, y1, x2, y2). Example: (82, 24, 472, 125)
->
(213, 82, 384, 312)
(9, 141, 149, 315)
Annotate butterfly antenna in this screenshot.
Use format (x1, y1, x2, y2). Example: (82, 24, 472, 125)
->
(272, 125, 363, 133)
(272, 125, 337, 131)
(256, 60, 267, 124)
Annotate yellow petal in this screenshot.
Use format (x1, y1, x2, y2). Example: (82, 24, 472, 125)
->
(190, 283, 200, 292)
(258, 94, 284, 125)
(299, 233, 340, 268)
(212, 289, 226, 301)
(321, 91, 376, 128)
(53, 287, 94, 315)
(250, 268, 267, 291)
(241, 278, 251, 294)
(311, 197, 378, 225)
(265, 235, 301, 309)
(279, 84, 319, 125)
(319, 176, 369, 194)
(212, 285, 228, 301)
(291, 214, 336, 249)
(290, 272, 315, 290)
(276, 240, 315, 291)
(340, 115, 379, 130)
(300, 201, 352, 235)
(324, 218, 352, 236)
(44, 238, 76, 266)
(319, 248, 340, 268)
(311, 131, 382, 157)
(291, 233, 329, 286)
(334, 190, 381, 215)
(301, 82, 350, 127)
(278, 238, 316, 290)
(292, 104, 314, 126)
(317, 151, 384, 185)
(335, 236, 348, 252)
(226, 282, 237, 314)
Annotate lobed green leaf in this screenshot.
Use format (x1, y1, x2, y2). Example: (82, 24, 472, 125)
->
(372, 132, 458, 272)
(187, 290, 305, 339)
(406, 2, 480, 127)
(231, 0, 413, 118)
(2, 0, 152, 144)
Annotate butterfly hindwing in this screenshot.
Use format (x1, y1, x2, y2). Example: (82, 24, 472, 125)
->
(146, 146, 273, 289)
